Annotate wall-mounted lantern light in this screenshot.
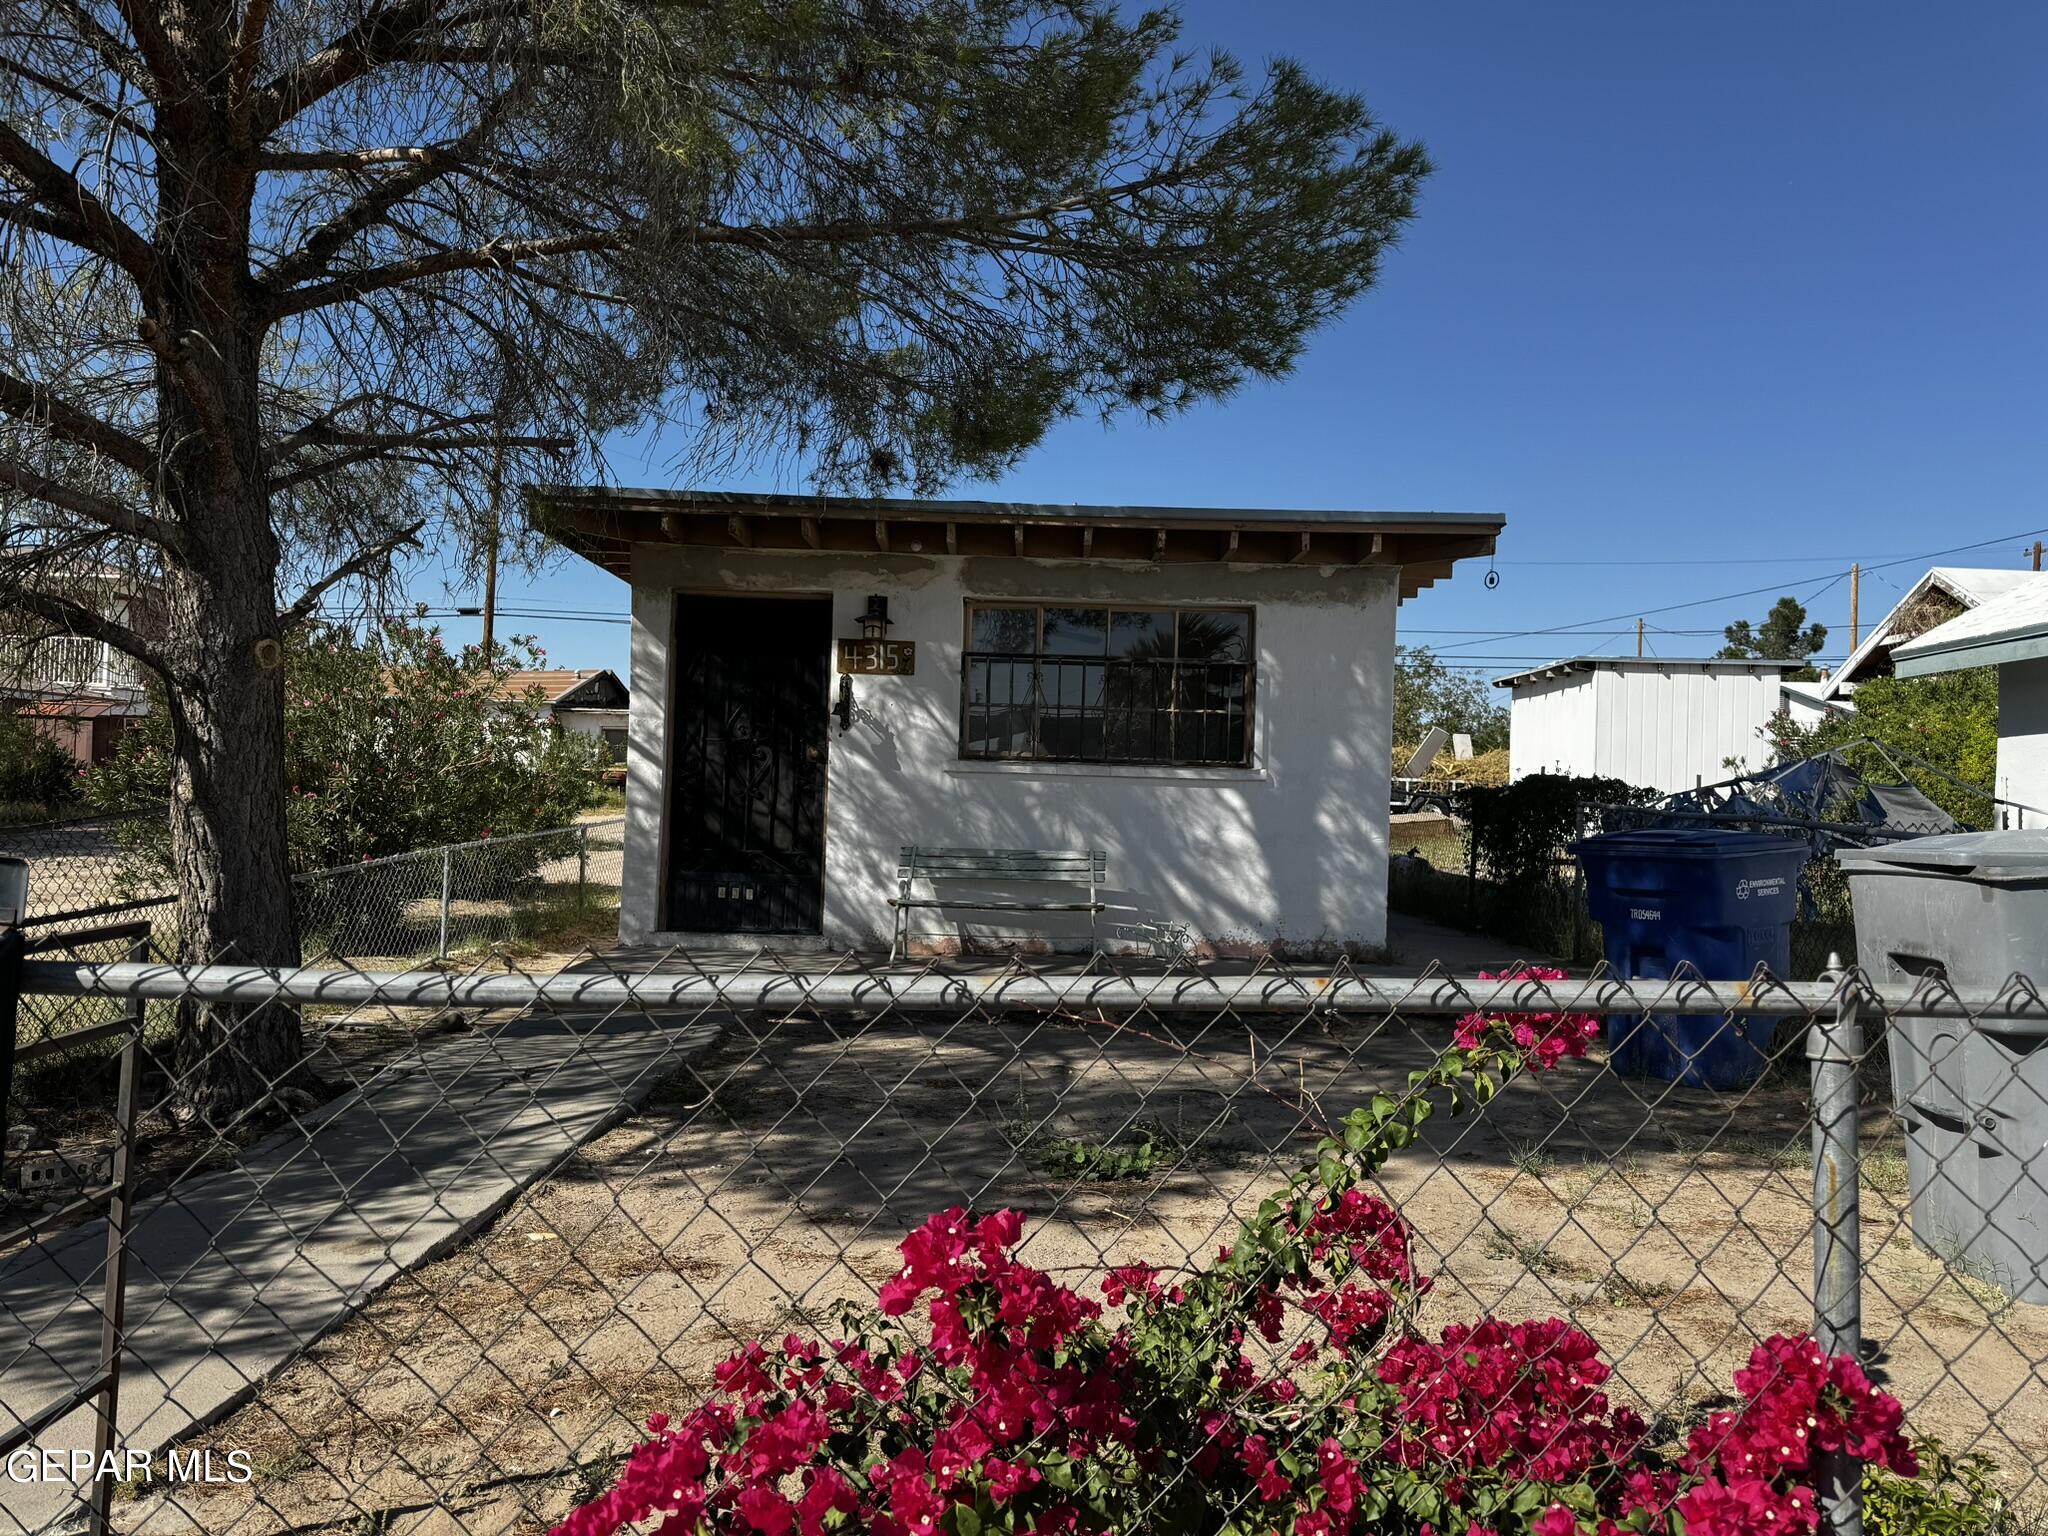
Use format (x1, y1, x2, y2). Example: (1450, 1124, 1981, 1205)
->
(859, 594, 891, 641)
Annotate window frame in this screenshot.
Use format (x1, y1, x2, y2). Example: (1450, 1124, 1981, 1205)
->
(957, 600, 1257, 768)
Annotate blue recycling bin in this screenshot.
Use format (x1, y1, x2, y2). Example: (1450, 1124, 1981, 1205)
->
(1573, 829, 1810, 1090)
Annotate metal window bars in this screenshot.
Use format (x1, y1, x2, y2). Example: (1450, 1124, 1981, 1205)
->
(960, 652, 1253, 766)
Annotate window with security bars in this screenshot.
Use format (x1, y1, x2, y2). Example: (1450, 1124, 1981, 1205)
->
(961, 604, 1253, 765)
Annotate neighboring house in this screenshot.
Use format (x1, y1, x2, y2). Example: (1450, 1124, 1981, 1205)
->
(0, 570, 156, 767)
(1891, 576, 2048, 827)
(1820, 566, 2037, 705)
(1492, 656, 1794, 794)
(1777, 677, 1852, 732)
(533, 487, 1503, 955)
(495, 668, 631, 764)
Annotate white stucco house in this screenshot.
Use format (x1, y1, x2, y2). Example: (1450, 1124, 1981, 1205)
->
(533, 487, 1503, 956)
(1493, 656, 1794, 794)
(495, 668, 631, 764)
(1892, 576, 2048, 827)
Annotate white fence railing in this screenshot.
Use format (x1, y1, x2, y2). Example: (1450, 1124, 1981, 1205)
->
(0, 635, 141, 693)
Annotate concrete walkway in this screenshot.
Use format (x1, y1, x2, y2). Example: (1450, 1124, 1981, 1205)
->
(1383, 909, 1563, 972)
(0, 997, 724, 1534)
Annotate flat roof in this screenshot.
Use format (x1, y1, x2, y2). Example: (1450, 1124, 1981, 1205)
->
(1492, 655, 1797, 689)
(530, 487, 1505, 600)
(1893, 576, 2048, 677)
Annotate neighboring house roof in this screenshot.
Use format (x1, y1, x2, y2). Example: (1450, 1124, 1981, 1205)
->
(1778, 679, 1854, 718)
(1491, 656, 1794, 691)
(12, 696, 147, 719)
(1821, 566, 2036, 700)
(530, 486, 1505, 600)
(1892, 576, 2048, 678)
(493, 668, 629, 710)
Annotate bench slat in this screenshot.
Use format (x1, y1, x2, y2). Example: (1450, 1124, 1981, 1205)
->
(891, 844, 1108, 959)
(889, 899, 1108, 913)
(900, 845, 1105, 879)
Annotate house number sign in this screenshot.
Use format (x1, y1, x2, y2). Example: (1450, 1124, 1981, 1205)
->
(836, 639, 916, 675)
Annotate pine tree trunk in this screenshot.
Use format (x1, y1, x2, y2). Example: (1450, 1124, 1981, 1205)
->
(153, 2, 305, 1122)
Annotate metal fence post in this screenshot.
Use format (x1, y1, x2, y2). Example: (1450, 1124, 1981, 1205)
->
(87, 943, 146, 1536)
(0, 921, 19, 1178)
(1810, 953, 1865, 1536)
(577, 823, 590, 912)
(438, 846, 453, 959)
(1463, 836, 1479, 931)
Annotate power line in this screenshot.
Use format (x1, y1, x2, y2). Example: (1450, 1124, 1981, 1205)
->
(1496, 529, 2048, 568)
(1431, 523, 2048, 657)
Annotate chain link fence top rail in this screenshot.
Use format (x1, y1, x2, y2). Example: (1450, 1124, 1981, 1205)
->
(1, 953, 2045, 1536)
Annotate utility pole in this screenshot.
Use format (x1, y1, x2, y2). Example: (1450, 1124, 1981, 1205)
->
(1848, 564, 1860, 650)
(2030, 540, 2043, 574)
(481, 418, 503, 656)
(1636, 617, 1644, 658)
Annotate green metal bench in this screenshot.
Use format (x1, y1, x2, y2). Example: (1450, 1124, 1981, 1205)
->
(889, 846, 1108, 961)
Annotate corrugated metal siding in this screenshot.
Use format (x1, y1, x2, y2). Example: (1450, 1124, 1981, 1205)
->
(1507, 668, 1781, 793)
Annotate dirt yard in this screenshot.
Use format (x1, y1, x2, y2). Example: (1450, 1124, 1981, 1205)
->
(123, 1009, 2048, 1536)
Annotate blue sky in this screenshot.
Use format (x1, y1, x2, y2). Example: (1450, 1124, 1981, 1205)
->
(418, 1, 2048, 678)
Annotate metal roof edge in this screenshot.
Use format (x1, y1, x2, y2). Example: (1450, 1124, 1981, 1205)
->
(1894, 630, 2048, 679)
(1491, 655, 1797, 689)
(527, 483, 1507, 532)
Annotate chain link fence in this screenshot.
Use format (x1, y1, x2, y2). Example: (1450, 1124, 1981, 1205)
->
(294, 819, 627, 965)
(0, 814, 164, 930)
(1, 953, 2045, 1536)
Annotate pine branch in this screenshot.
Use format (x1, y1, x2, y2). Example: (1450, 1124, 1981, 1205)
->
(252, 0, 451, 139)
(0, 121, 154, 281)
(0, 369, 155, 474)
(0, 582, 160, 674)
(264, 88, 524, 293)
(0, 454, 182, 551)
(278, 520, 426, 628)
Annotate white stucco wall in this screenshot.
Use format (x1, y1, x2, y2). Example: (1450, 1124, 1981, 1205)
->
(1996, 657, 2048, 827)
(1505, 665, 1783, 793)
(620, 545, 1399, 955)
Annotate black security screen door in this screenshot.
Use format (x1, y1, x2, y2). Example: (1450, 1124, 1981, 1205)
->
(666, 595, 831, 933)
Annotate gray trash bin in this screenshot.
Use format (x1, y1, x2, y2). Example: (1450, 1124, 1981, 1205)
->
(1839, 832, 2048, 1303)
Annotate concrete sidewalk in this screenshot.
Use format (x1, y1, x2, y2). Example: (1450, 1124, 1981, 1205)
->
(0, 997, 724, 1533)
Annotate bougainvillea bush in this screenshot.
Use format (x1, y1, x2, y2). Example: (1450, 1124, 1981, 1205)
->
(558, 968, 1924, 1536)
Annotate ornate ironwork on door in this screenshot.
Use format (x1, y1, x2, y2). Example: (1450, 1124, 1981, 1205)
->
(666, 596, 830, 933)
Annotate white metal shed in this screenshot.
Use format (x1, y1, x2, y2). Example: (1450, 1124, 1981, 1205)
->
(1492, 656, 1795, 794)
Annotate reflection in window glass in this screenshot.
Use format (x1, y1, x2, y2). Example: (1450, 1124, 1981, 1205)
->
(971, 606, 1037, 652)
(1041, 608, 1107, 655)
(1108, 610, 1172, 657)
(1176, 609, 1249, 662)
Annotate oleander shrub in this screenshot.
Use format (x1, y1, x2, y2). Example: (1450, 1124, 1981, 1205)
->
(558, 969, 1930, 1536)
